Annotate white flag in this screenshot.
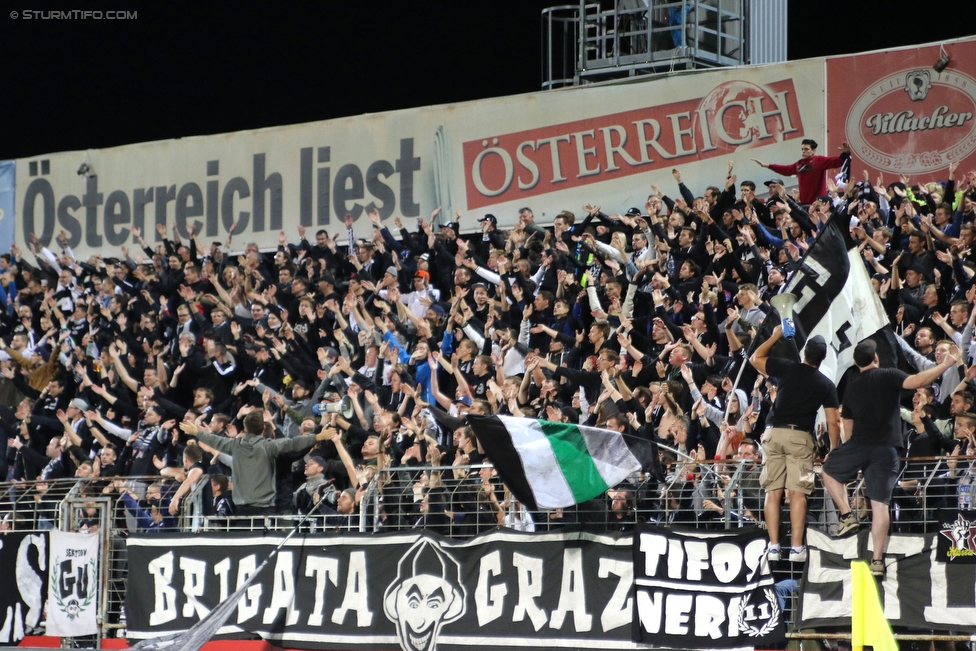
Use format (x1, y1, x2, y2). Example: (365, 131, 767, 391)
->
(782, 212, 890, 383)
(47, 530, 99, 636)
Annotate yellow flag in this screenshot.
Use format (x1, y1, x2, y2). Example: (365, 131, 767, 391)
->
(851, 560, 898, 651)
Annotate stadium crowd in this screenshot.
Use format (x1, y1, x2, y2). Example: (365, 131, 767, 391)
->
(2, 146, 976, 540)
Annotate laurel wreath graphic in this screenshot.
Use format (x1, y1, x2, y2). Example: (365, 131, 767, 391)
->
(51, 556, 97, 621)
(736, 588, 781, 638)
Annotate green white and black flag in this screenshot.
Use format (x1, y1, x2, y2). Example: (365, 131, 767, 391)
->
(467, 414, 650, 510)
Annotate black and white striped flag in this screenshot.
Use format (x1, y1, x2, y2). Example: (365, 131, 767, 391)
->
(756, 212, 889, 385)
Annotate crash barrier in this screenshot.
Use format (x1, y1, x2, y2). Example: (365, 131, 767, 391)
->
(2, 453, 974, 647)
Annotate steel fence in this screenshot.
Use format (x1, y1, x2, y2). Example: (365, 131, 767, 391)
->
(2, 453, 974, 646)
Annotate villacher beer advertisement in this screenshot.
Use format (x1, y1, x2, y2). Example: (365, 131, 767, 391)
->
(826, 38, 976, 180)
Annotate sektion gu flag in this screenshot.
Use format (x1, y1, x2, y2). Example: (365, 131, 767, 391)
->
(47, 529, 99, 636)
(467, 414, 650, 510)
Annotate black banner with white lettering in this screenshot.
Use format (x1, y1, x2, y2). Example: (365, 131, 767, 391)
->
(125, 529, 639, 651)
(0, 531, 49, 644)
(800, 528, 976, 631)
(936, 509, 976, 563)
(632, 523, 784, 648)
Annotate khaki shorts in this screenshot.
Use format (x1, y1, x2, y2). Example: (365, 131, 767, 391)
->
(759, 427, 816, 494)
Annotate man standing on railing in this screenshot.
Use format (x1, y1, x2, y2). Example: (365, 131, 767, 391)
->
(180, 410, 334, 516)
(822, 340, 959, 577)
(750, 326, 840, 563)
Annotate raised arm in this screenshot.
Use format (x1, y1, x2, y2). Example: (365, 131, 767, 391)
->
(168, 464, 205, 516)
(903, 354, 957, 390)
(56, 410, 82, 448)
(109, 344, 140, 394)
(518, 357, 538, 405)
(322, 427, 360, 490)
(428, 354, 454, 411)
(748, 325, 782, 376)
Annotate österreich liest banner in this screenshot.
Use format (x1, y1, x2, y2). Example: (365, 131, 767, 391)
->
(0, 161, 15, 255)
(826, 38, 976, 179)
(13, 58, 825, 258)
(800, 528, 976, 632)
(10, 36, 976, 259)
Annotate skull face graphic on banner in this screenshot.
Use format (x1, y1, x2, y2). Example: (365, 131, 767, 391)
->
(384, 538, 467, 651)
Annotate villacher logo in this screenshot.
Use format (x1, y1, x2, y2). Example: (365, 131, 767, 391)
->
(845, 68, 976, 174)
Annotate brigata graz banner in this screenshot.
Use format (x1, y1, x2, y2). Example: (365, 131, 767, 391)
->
(632, 524, 784, 649)
(800, 528, 976, 632)
(126, 529, 651, 651)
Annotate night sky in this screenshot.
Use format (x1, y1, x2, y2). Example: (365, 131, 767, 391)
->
(2, 0, 973, 161)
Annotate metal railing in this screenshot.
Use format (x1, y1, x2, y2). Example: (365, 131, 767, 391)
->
(542, 0, 746, 89)
(0, 477, 74, 531)
(3, 454, 974, 645)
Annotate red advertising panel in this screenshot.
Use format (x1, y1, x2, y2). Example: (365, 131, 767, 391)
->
(462, 79, 805, 209)
(827, 38, 976, 182)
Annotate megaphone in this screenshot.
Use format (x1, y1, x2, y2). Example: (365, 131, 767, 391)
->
(312, 396, 354, 419)
(769, 292, 798, 338)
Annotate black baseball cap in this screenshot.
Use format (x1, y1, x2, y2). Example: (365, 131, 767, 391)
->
(852, 340, 877, 367)
(803, 335, 827, 365)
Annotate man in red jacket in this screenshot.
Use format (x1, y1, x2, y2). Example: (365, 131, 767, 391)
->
(752, 139, 850, 206)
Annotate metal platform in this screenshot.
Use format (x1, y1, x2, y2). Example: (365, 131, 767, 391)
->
(542, 0, 786, 90)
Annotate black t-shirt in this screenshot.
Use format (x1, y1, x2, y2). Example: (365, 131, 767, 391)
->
(765, 358, 839, 432)
(842, 367, 910, 449)
(468, 372, 492, 400)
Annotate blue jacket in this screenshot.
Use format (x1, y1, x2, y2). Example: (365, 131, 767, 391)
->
(121, 492, 178, 533)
